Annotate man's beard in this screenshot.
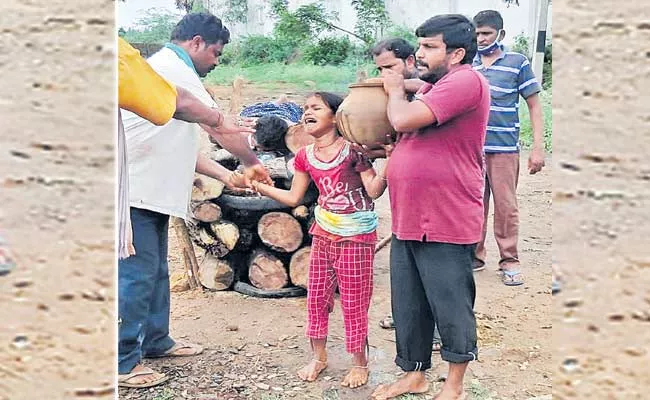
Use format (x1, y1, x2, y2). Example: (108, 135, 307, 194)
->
(417, 63, 449, 85)
(415, 61, 449, 85)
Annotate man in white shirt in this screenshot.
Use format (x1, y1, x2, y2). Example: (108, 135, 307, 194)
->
(118, 13, 269, 388)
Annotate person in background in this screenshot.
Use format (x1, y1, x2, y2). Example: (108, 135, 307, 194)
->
(471, 10, 546, 286)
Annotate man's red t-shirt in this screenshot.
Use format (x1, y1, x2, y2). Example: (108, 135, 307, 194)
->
(294, 141, 376, 244)
(387, 64, 490, 244)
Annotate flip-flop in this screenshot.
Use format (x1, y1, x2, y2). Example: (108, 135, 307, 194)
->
(501, 270, 524, 286)
(378, 315, 395, 329)
(0, 239, 16, 276)
(118, 366, 169, 388)
(147, 341, 204, 358)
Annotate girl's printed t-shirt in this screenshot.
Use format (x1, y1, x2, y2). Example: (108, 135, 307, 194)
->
(294, 141, 377, 244)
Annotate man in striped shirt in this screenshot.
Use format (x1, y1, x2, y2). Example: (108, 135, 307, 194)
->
(472, 10, 546, 286)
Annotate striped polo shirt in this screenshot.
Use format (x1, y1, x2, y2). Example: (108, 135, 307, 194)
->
(472, 51, 541, 153)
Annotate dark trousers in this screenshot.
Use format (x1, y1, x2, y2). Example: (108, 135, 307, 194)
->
(390, 237, 478, 371)
(118, 208, 175, 374)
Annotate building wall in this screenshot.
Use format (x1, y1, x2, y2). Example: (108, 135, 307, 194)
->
(206, 0, 551, 46)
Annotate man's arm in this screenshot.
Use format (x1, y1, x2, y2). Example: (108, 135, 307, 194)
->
(195, 152, 233, 184)
(525, 93, 545, 174)
(383, 70, 436, 132)
(173, 86, 224, 127)
(404, 78, 426, 94)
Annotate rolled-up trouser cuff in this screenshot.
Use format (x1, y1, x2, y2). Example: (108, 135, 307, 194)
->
(395, 355, 432, 372)
(440, 348, 478, 364)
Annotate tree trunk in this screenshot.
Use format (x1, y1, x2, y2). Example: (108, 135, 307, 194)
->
(284, 124, 315, 154)
(289, 246, 311, 289)
(258, 212, 303, 252)
(198, 252, 235, 290)
(190, 200, 222, 223)
(248, 249, 288, 290)
(192, 174, 225, 201)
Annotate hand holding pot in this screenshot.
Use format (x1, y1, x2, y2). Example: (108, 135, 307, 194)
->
(381, 69, 406, 96)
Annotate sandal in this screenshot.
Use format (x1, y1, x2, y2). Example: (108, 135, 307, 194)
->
(147, 341, 203, 358)
(501, 270, 524, 286)
(378, 315, 395, 330)
(0, 238, 16, 276)
(118, 366, 169, 388)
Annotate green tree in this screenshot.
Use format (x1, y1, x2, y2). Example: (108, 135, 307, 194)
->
(351, 0, 389, 42)
(122, 9, 181, 44)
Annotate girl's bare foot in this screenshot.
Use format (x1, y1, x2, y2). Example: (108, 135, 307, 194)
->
(371, 371, 429, 399)
(297, 358, 327, 382)
(341, 365, 369, 388)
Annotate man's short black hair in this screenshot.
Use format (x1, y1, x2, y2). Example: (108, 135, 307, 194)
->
(415, 14, 477, 64)
(170, 13, 228, 45)
(473, 10, 504, 31)
(371, 38, 415, 60)
(254, 115, 289, 152)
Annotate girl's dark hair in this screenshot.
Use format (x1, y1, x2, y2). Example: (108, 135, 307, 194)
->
(310, 92, 344, 114)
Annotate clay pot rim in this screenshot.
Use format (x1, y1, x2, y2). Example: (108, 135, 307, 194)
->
(349, 81, 385, 88)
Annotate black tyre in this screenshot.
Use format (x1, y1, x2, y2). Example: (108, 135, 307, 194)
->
(217, 187, 318, 211)
(233, 281, 306, 298)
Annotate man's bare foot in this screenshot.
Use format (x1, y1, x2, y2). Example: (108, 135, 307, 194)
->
(297, 358, 327, 382)
(371, 372, 429, 399)
(341, 366, 369, 388)
(433, 386, 467, 400)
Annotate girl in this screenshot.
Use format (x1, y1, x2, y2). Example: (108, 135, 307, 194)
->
(250, 92, 390, 389)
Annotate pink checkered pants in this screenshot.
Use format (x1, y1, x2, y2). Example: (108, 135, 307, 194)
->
(306, 235, 374, 354)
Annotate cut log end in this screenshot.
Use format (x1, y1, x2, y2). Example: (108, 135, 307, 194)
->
(258, 212, 303, 253)
(191, 201, 222, 223)
(199, 253, 235, 290)
(192, 175, 225, 201)
(289, 246, 311, 289)
(248, 249, 288, 290)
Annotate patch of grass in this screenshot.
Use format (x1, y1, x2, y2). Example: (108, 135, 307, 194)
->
(519, 88, 553, 152)
(152, 388, 175, 400)
(468, 379, 498, 400)
(204, 62, 376, 94)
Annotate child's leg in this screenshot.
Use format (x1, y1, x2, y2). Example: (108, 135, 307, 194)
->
(299, 236, 337, 382)
(334, 241, 374, 388)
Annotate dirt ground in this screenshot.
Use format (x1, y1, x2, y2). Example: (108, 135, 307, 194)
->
(552, 1, 650, 399)
(0, 1, 115, 399)
(118, 84, 552, 400)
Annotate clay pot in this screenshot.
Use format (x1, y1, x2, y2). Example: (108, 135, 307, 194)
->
(336, 80, 395, 146)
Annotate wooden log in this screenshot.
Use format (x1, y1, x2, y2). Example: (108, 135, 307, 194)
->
(284, 124, 315, 154)
(258, 212, 303, 253)
(198, 252, 235, 290)
(292, 205, 309, 220)
(187, 220, 239, 258)
(260, 155, 291, 180)
(289, 246, 311, 289)
(192, 174, 225, 201)
(248, 249, 288, 290)
(206, 220, 240, 256)
(171, 217, 200, 289)
(190, 200, 222, 223)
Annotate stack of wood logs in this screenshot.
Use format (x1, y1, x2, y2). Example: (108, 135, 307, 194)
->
(186, 155, 316, 293)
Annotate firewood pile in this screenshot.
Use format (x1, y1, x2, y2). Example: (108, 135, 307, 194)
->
(186, 147, 318, 297)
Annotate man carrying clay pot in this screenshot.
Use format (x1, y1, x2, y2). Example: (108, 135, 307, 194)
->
(370, 37, 443, 354)
(371, 14, 489, 400)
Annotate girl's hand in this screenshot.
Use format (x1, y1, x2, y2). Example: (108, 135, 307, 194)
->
(380, 133, 396, 158)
